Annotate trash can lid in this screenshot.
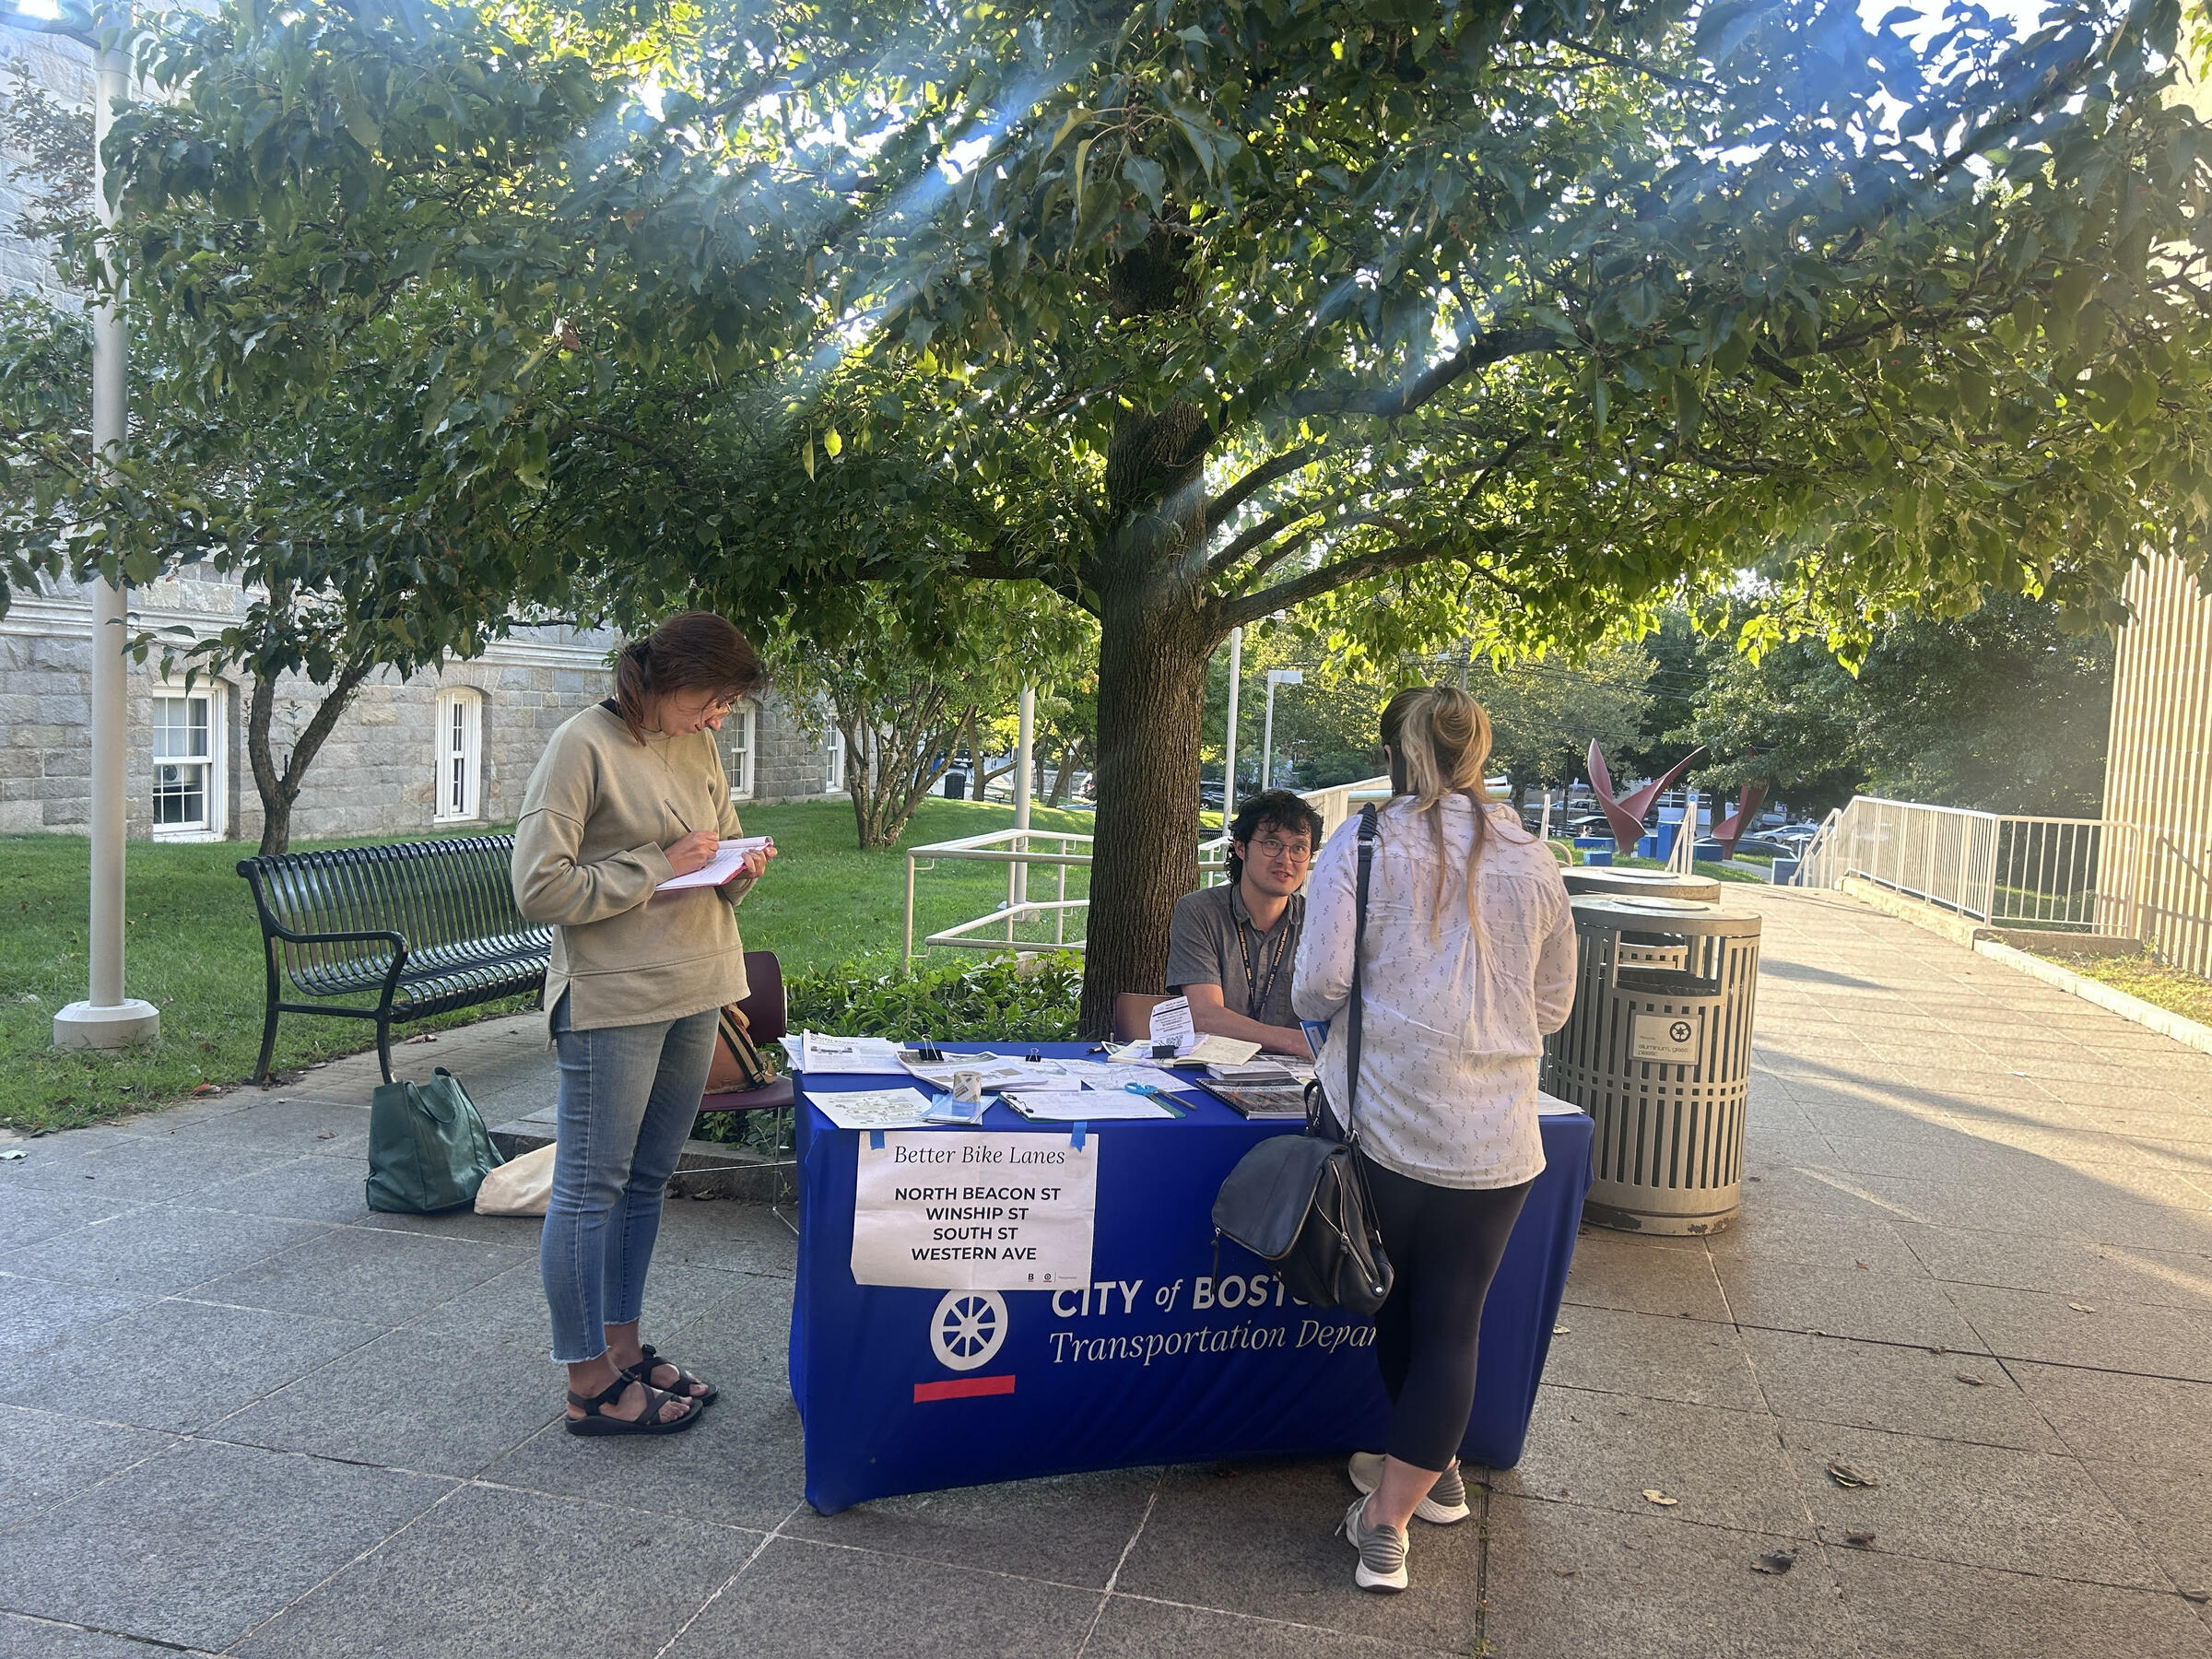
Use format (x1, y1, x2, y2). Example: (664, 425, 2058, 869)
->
(1568, 893, 1763, 934)
(1561, 868, 1724, 900)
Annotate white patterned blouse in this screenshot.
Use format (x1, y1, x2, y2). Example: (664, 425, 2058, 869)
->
(1292, 794, 1577, 1190)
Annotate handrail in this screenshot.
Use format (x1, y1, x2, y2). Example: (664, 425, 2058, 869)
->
(1792, 795, 2141, 935)
(900, 776, 1393, 964)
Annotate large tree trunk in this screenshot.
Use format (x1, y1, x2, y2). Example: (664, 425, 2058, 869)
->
(1080, 594, 1214, 1034)
(1075, 225, 1218, 1033)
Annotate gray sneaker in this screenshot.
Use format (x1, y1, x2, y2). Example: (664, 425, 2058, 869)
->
(1340, 1494, 1409, 1593)
(1347, 1451, 1472, 1525)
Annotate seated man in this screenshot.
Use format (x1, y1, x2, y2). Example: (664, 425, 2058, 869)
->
(1164, 790, 1325, 1056)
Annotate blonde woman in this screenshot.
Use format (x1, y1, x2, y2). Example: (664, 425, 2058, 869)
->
(513, 611, 773, 1436)
(1293, 686, 1576, 1592)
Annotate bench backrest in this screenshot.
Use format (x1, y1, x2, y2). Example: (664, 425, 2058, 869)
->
(239, 836, 549, 982)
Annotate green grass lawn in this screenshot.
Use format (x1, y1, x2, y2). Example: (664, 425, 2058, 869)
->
(0, 795, 1100, 1132)
(1607, 852, 1771, 884)
(2025, 948, 2212, 1028)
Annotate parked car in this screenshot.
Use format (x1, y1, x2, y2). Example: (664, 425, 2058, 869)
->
(1199, 780, 1227, 809)
(1725, 835, 1796, 860)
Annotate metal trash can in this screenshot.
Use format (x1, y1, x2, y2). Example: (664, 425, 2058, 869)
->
(1770, 857, 1800, 886)
(1543, 896, 1763, 1235)
(1563, 868, 1722, 903)
(942, 769, 968, 799)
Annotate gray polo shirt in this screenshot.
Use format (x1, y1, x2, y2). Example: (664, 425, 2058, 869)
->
(1165, 882, 1305, 1030)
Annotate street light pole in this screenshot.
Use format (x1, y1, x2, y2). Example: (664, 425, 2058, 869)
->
(1261, 667, 1302, 792)
(16, 2, 160, 1049)
(1221, 626, 1241, 825)
(1007, 682, 1033, 924)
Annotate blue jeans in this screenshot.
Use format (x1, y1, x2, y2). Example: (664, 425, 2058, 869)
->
(541, 992, 718, 1364)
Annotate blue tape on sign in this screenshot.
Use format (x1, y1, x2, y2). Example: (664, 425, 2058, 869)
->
(869, 1130, 884, 1150)
(1071, 1123, 1087, 1149)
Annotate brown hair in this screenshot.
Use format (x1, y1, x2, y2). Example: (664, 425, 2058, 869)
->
(1379, 685, 1521, 936)
(610, 611, 766, 744)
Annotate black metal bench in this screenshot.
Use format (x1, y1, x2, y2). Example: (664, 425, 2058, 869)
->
(237, 836, 550, 1084)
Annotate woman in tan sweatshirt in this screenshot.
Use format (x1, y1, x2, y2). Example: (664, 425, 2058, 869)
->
(512, 611, 773, 1436)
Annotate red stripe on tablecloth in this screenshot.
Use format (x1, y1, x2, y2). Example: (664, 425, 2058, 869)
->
(912, 1374, 1017, 1403)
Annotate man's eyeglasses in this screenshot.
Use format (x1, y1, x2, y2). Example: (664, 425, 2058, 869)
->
(1246, 837, 1312, 865)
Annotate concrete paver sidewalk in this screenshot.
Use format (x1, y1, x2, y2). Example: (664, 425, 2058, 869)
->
(3, 886, 2210, 1657)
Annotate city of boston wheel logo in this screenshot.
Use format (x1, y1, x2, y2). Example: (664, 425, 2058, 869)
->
(1668, 1019, 1693, 1044)
(930, 1290, 1007, 1372)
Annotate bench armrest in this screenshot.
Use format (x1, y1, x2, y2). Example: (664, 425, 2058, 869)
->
(259, 923, 408, 951)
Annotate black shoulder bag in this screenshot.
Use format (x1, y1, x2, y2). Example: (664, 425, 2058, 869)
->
(1210, 806, 1394, 1315)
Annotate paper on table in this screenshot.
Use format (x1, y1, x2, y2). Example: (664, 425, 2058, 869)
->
(1147, 995, 1194, 1048)
(1180, 1033, 1263, 1066)
(811, 1088, 937, 1130)
(1039, 1059, 1190, 1093)
(655, 836, 775, 892)
(798, 1033, 909, 1075)
(1536, 1089, 1587, 1116)
(1004, 1091, 1175, 1123)
(900, 1058, 1065, 1094)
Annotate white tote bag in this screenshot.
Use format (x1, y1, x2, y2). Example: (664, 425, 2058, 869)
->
(474, 1141, 556, 1217)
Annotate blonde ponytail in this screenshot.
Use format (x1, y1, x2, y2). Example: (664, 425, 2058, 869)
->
(1380, 686, 1497, 937)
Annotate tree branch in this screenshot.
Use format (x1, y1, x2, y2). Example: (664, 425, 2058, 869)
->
(1559, 41, 1718, 92)
(1203, 445, 1317, 534)
(1287, 327, 1567, 421)
(1223, 536, 1453, 626)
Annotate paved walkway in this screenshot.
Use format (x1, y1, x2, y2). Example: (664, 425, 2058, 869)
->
(2, 888, 2209, 1658)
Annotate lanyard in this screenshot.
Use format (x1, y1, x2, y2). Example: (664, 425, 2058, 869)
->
(1233, 897, 1298, 1018)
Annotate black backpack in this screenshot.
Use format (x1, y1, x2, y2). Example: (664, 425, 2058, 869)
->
(1211, 806, 1394, 1316)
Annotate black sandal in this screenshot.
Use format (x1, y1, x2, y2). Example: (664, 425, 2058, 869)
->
(564, 1374, 702, 1437)
(621, 1344, 717, 1406)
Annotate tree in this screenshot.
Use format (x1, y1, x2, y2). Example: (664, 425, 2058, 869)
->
(1037, 672, 1098, 808)
(1682, 593, 2116, 817)
(0, 47, 570, 853)
(1468, 647, 1655, 805)
(772, 582, 1092, 847)
(72, 0, 2212, 1032)
(1611, 609, 1707, 783)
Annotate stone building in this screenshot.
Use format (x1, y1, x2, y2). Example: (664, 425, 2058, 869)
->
(0, 575, 843, 843)
(0, 38, 841, 844)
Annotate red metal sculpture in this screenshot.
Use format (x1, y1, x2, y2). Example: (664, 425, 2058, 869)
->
(1585, 740, 1705, 853)
(1709, 784, 1769, 858)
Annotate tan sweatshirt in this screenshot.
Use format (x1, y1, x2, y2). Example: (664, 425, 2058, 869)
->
(512, 702, 751, 1032)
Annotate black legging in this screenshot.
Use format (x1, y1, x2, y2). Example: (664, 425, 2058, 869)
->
(1359, 1154, 1534, 1472)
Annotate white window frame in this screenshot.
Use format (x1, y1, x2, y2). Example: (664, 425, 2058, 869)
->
(433, 687, 485, 823)
(149, 677, 228, 842)
(824, 728, 846, 793)
(721, 701, 757, 802)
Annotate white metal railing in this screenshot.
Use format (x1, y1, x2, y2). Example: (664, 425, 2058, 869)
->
(901, 776, 1394, 963)
(1794, 795, 2143, 935)
(901, 828, 1094, 959)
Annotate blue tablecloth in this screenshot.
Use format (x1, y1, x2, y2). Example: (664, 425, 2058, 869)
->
(788, 1041, 1593, 1514)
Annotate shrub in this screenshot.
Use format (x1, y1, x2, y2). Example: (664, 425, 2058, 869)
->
(788, 950, 1084, 1042)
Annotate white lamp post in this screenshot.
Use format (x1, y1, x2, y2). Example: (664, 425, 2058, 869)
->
(1260, 667, 1302, 792)
(1007, 682, 1033, 924)
(1221, 626, 1241, 825)
(9, 0, 159, 1049)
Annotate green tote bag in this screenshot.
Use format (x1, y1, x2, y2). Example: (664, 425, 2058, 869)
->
(366, 1066, 507, 1214)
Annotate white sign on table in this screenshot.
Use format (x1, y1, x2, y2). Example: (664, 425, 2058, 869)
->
(851, 1131, 1097, 1289)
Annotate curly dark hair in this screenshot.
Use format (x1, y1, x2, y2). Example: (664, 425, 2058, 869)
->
(1226, 789, 1324, 885)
